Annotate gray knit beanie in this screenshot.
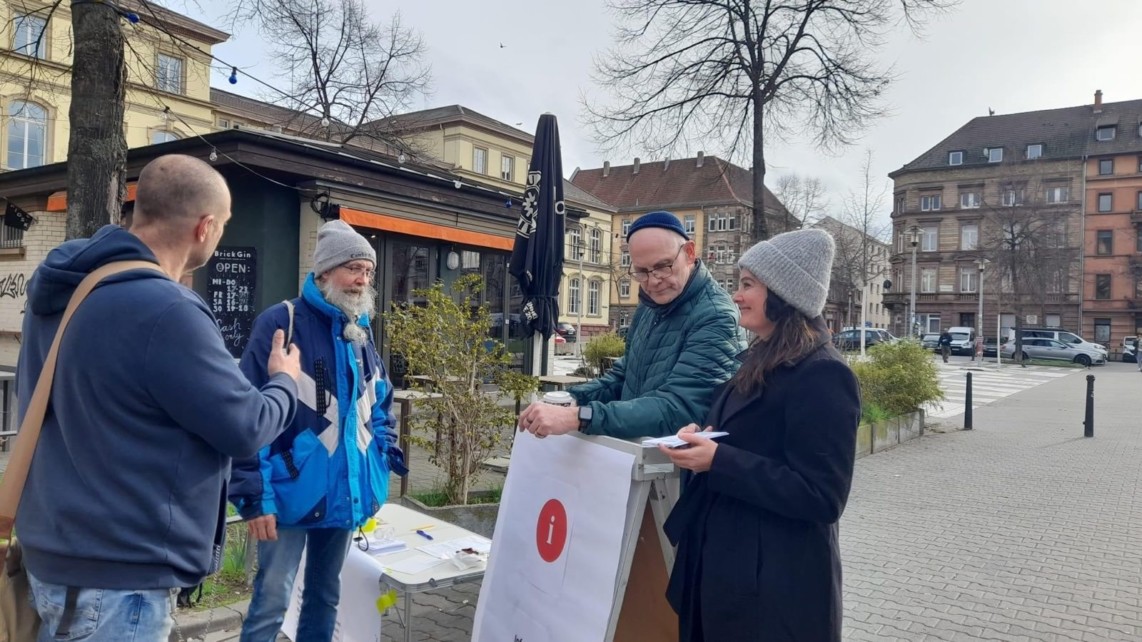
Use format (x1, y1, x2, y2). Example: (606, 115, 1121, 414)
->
(737, 229, 835, 318)
(312, 220, 376, 276)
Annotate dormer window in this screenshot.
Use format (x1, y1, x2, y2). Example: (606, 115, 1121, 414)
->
(1026, 144, 1043, 159)
(1096, 125, 1116, 141)
(985, 147, 1003, 163)
(948, 151, 963, 166)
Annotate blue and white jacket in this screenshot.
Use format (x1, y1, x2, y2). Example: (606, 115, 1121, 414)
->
(230, 274, 408, 529)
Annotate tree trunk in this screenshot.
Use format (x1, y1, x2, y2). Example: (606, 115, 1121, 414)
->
(751, 90, 769, 241)
(66, 1, 127, 240)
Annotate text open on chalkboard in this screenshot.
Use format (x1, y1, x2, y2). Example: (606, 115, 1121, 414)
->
(207, 247, 257, 358)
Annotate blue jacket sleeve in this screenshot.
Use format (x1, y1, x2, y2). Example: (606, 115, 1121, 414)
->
(229, 306, 289, 518)
(142, 297, 296, 458)
(370, 343, 408, 476)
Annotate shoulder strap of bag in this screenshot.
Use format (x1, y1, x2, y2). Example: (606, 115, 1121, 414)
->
(282, 300, 295, 345)
(0, 260, 165, 537)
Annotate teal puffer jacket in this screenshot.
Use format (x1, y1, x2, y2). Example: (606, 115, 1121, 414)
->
(570, 262, 741, 438)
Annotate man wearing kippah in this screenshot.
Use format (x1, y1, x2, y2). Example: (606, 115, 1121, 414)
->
(518, 210, 741, 439)
(231, 220, 408, 642)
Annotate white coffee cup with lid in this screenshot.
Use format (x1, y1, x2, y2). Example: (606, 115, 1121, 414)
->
(541, 391, 574, 407)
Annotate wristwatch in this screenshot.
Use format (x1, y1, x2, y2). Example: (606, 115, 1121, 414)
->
(577, 405, 593, 432)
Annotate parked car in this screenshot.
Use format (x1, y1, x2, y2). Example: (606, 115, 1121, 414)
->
(982, 337, 1000, 358)
(947, 326, 977, 356)
(1001, 337, 1106, 367)
(555, 322, 577, 342)
(1006, 327, 1107, 361)
(1122, 336, 1138, 363)
(834, 328, 895, 351)
(920, 333, 940, 351)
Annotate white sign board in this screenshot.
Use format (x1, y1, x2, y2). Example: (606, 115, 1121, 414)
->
(473, 433, 636, 642)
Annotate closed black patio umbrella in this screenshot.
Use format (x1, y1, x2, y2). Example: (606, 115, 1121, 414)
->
(509, 114, 565, 373)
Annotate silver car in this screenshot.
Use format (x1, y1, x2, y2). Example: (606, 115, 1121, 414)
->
(1001, 338, 1106, 367)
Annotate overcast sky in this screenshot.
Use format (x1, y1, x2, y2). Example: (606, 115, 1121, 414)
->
(186, 0, 1142, 223)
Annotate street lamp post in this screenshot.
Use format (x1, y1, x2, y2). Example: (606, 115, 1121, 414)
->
(576, 225, 585, 359)
(975, 258, 989, 361)
(907, 225, 921, 338)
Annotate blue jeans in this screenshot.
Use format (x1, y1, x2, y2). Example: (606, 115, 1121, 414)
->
(240, 527, 352, 642)
(27, 571, 173, 642)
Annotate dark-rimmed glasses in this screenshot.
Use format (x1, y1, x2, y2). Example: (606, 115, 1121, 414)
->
(628, 245, 686, 282)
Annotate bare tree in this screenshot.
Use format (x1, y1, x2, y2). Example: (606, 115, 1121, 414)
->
(979, 182, 1077, 364)
(230, 0, 430, 151)
(586, 0, 954, 241)
(773, 174, 826, 230)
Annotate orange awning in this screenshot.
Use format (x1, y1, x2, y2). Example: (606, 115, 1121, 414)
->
(46, 183, 138, 212)
(340, 207, 514, 251)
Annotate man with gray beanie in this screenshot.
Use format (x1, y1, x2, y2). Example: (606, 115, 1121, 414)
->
(231, 220, 407, 642)
(518, 210, 741, 439)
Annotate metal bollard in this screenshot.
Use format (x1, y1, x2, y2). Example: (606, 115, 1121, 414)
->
(964, 372, 973, 430)
(1083, 374, 1095, 438)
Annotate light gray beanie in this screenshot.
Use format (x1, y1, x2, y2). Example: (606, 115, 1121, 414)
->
(737, 229, 835, 318)
(312, 220, 376, 276)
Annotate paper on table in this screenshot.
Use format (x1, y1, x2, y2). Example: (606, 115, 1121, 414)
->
(364, 535, 407, 556)
(383, 554, 451, 575)
(640, 431, 729, 448)
(417, 536, 492, 559)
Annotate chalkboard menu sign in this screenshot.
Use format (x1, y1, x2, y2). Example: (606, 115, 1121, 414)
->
(207, 247, 257, 358)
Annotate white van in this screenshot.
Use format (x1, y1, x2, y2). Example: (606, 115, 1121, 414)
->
(1006, 328, 1108, 359)
(946, 326, 976, 355)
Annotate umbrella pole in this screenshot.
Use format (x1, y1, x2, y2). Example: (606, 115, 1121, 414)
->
(531, 333, 546, 377)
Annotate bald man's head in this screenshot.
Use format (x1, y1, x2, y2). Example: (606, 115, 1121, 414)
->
(133, 154, 229, 226)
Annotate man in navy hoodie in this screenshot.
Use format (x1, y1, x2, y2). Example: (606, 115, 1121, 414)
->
(231, 221, 406, 642)
(16, 154, 301, 641)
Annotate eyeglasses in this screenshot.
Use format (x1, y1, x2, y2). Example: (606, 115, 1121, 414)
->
(628, 245, 686, 282)
(341, 264, 376, 280)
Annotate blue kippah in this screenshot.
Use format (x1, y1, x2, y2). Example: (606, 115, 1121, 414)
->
(626, 210, 688, 242)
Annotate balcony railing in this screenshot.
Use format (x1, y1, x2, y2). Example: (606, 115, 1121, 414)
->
(0, 225, 23, 249)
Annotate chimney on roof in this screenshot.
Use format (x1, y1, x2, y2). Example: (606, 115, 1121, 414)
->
(696, 151, 704, 168)
(1094, 89, 1104, 113)
(633, 157, 640, 174)
(602, 161, 610, 177)
(663, 157, 670, 171)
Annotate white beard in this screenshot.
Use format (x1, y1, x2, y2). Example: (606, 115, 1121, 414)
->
(319, 281, 376, 345)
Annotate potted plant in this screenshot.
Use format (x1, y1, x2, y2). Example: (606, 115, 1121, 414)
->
(582, 331, 625, 377)
(384, 274, 536, 525)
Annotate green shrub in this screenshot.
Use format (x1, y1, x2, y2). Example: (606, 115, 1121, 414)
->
(851, 340, 943, 418)
(583, 332, 625, 376)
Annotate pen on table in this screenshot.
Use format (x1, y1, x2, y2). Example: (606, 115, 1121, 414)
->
(416, 529, 434, 541)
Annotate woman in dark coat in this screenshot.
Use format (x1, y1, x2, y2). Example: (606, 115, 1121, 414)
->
(660, 228, 861, 642)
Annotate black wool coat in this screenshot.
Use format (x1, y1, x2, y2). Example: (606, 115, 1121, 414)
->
(664, 341, 861, 642)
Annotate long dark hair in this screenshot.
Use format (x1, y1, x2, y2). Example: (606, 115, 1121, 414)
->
(731, 292, 827, 395)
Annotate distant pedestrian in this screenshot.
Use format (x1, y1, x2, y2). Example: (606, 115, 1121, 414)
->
(938, 329, 953, 363)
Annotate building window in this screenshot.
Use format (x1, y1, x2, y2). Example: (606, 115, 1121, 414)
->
(1046, 314, 1061, 328)
(620, 251, 630, 267)
(987, 147, 1003, 163)
(500, 155, 514, 181)
(619, 279, 631, 297)
(588, 280, 600, 316)
(1094, 318, 1111, 344)
(7, 101, 46, 169)
(960, 192, 980, 209)
(1045, 186, 1069, 203)
(156, 53, 184, 94)
(1136, 227, 1142, 253)
(1096, 125, 1116, 141)
(0, 223, 22, 249)
(1097, 230, 1113, 256)
(588, 228, 601, 263)
(683, 215, 695, 234)
(1099, 159, 1114, 176)
(461, 251, 480, 269)
(151, 130, 180, 144)
(473, 147, 488, 174)
(920, 194, 941, 211)
(919, 314, 941, 334)
(621, 218, 632, 237)
(960, 223, 978, 250)
(1026, 144, 1043, 159)
(12, 13, 47, 59)
(568, 227, 582, 258)
(1095, 274, 1111, 300)
(920, 268, 937, 293)
(1137, 191, 1142, 211)
(727, 213, 736, 230)
(217, 118, 230, 129)
(568, 277, 580, 314)
(948, 151, 963, 166)
(1002, 188, 1024, 207)
(960, 267, 978, 293)
(921, 225, 938, 252)
(1098, 193, 1113, 212)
